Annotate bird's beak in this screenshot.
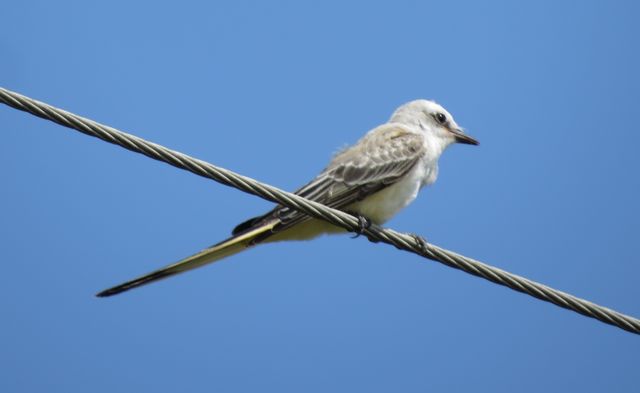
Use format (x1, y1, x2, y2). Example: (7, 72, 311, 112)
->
(450, 128, 479, 145)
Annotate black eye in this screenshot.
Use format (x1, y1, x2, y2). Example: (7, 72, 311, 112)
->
(434, 112, 447, 125)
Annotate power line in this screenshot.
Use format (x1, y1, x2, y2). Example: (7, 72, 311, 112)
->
(1, 86, 638, 335)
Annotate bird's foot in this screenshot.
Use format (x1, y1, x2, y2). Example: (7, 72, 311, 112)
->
(348, 212, 373, 239)
(409, 233, 429, 254)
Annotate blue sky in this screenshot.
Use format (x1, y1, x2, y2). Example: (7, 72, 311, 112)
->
(2, 1, 639, 392)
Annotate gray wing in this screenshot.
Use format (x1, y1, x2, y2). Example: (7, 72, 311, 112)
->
(232, 124, 426, 236)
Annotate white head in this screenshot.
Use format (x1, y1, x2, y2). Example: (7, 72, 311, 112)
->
(390, 99, 478, 146)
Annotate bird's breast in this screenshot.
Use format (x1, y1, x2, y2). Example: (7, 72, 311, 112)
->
(349, 161, 436, 224)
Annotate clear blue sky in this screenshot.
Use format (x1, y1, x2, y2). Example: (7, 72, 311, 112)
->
(2, 1, 639, 392)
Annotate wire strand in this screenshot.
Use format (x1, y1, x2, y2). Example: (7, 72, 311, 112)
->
(1, 86, 638, 335)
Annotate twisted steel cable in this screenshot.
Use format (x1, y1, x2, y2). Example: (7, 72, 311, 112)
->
(1, 86, 638, 335)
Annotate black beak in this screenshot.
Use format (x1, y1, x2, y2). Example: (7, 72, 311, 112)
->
(450, 128, 479, 145)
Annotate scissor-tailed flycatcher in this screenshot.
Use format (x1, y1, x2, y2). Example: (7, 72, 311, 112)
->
(97, 99, 478, 297)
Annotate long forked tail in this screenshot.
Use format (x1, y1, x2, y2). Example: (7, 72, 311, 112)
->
(96, 220, 278, 297)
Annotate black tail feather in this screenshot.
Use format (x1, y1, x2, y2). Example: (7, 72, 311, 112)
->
(232, 214, 269, 235)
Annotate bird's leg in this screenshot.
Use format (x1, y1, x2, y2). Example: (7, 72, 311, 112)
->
(346, 211, 374, 240)
(408, 233, 429, 254)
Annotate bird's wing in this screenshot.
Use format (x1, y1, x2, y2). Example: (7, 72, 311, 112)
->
(233, 124, 426, 235)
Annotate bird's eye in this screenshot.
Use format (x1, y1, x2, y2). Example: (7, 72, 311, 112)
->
(434, 112, 447, 125)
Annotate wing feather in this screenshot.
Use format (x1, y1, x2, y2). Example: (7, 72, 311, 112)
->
(232, 124, 425, 236)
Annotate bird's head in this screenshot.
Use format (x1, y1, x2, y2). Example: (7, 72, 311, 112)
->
(390, 99, 479, 146)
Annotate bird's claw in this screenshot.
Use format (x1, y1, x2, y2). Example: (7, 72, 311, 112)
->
(349, 213, 373, 239)
(409, 233, 429, 254)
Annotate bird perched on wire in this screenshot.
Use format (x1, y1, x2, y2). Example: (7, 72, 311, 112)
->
(97, 99, 478, 297)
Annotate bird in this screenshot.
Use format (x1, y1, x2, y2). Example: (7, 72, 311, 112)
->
(96, 99, 478, 297)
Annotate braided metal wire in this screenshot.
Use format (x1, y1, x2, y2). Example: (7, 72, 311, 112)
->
(2, 86, 638, 335)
